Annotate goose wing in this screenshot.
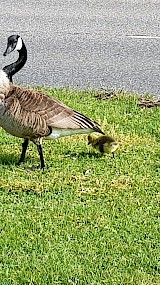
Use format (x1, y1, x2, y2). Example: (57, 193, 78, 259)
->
(7, 86, 103, 134)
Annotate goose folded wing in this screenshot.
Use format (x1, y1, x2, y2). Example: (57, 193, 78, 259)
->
(9, 86, 100, 131)
(3, 94, 50, 137)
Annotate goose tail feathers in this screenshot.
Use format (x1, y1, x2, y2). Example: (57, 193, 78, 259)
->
(73, 110, 105, 135)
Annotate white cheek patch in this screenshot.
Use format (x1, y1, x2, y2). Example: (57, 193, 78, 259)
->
(14, 37, 23, 51)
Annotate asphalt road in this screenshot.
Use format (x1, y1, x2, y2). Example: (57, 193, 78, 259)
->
(0, 0, 160, 96)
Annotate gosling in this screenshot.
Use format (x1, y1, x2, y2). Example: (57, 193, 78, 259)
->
(88, 134, 119, 157)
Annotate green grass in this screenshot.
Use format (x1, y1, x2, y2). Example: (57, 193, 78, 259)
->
(0, 88, 159, 284)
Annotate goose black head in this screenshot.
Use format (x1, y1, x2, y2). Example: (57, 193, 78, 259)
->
(3, 35, 23, 56)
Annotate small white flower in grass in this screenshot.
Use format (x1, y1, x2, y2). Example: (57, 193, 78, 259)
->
(68, 278, 79, 283)
(84, 169, 91, 175)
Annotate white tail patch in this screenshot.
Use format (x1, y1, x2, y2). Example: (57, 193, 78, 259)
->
(45, 128, 94, 140)
(15, 37, 23, 51)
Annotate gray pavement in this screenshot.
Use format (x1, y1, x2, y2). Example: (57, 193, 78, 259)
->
(0, 0, 160, 96)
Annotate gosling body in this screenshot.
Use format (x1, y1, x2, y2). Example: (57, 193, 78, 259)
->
(88, 134, 119, 156)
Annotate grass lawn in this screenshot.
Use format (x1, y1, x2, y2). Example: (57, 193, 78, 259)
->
(0, 88, 159, 284)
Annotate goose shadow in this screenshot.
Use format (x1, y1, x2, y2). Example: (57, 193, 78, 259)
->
(0, 152, 18, 165)
(0, 150, 100, 167)
(63, 150, 103, 159)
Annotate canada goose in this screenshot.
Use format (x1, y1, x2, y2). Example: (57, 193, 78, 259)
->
(3, 34, 27, 82)
(0, 71, 104, 168)
(88, 134, 119, 157)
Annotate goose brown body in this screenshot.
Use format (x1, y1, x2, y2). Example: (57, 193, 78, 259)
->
(0, 84, 102, 139)
(0, 71, 104, 168)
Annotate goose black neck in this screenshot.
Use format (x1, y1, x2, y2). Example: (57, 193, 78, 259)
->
(3, 41, 27, 83)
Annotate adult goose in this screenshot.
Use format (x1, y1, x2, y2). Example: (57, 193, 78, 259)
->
(3, 34, 27, 82)
(0, 71, 104, 169)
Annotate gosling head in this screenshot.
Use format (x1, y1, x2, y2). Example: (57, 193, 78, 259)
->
(3, 35, 23, 56)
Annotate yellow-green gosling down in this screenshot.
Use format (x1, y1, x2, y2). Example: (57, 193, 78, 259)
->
(88, 134, 119, 157)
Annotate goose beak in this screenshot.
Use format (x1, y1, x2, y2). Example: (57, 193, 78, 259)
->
(3, 46, 13, 56)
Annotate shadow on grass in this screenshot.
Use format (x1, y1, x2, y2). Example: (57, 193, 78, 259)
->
(0, 152, 34, 168)
(0, 152, 18, 165)
(64, 150, 104, 159)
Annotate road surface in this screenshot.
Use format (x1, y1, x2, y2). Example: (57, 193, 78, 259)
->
(0, 0, 160, 96)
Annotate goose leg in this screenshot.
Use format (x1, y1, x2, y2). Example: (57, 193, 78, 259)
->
(32, 138, 45, 169)
(18, 139, 29, 165)
(36, 143, 45, 169)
